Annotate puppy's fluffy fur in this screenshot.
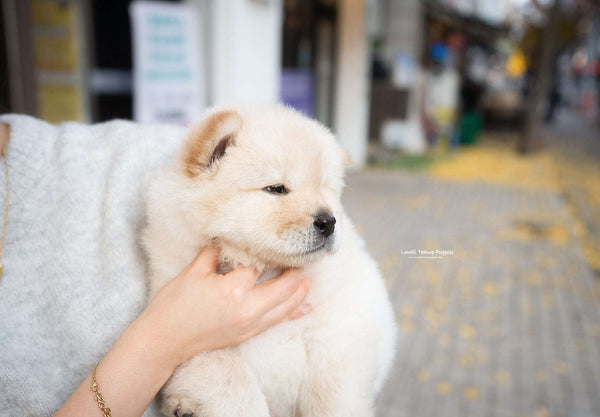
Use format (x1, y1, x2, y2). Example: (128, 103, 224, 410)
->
(143, 105, 396, 417)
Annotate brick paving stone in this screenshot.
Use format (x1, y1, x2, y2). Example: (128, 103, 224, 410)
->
(342, 169, 600, 417)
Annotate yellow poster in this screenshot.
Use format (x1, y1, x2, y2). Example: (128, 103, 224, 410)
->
(38, 84, 82, 123)
(30, 0, 86, 123)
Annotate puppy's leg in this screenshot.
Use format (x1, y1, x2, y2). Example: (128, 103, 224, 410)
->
(298, 344, 376, 417)
(160, 350, 269, 417)
(299, 373, 375, 417)
(296, 319, 391, 415)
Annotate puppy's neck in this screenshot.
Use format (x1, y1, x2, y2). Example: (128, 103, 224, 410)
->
(216, 246, 283, 284)
(217, 259, 282, 284)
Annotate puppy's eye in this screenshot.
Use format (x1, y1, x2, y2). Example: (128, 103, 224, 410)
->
(264, 185, 288, 195)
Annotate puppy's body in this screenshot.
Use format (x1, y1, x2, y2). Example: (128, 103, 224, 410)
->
(143, 105, 396, 417)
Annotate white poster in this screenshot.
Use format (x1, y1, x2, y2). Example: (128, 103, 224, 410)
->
(130, 1, 205, 124)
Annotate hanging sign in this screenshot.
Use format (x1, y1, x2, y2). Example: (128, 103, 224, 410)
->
(130, 1, 206, 124)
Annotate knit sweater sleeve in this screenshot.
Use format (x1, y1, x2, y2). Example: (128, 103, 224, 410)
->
(0, 114, 186, 417)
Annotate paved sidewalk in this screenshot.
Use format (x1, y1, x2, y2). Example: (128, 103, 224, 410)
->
(343, 168, 600, 417)
(545, 111, 600, 275)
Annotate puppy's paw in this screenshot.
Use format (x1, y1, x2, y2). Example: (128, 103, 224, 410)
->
(160, 390, 270, 417)
(161, 395, 203, 417)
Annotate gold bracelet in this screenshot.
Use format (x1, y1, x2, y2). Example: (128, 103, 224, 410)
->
(91, 364, 112, 417)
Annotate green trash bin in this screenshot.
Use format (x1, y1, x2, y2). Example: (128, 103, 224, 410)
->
(459, 111, 482, 145)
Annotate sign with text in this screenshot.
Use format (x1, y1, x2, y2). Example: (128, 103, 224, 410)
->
(31, 0, 88, 123)
(130, 1, 205, 124)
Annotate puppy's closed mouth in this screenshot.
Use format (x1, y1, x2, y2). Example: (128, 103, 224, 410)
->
(302, 241, 328, 255)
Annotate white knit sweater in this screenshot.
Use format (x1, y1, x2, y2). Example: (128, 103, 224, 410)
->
(0, 114, 186, 416)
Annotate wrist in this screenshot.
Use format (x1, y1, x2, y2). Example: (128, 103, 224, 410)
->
(125, 314, 183, 375)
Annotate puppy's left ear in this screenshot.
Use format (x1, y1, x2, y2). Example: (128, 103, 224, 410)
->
(181, 109, 242, 177)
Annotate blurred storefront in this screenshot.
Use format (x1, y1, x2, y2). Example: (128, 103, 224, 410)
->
(2, 0, 598, 166)
(366, 0, 514, 154)
(425, 0, 512, 141)
(0, 0, 284, 123)
(0, 0, 372, 166)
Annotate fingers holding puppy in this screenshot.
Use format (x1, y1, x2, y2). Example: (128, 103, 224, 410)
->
(238, 272, 312, 340)
(227, 267, 312, 326)
(224, 265, 311, 319)
(142, 248, 313, 366)
(226, 266, 261, 291)
(188, 245, 221, 276)
(251, 269, 307, 312)
(259, 278, 312, 327)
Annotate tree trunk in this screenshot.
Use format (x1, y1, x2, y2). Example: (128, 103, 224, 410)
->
(517, 0, 561, 154)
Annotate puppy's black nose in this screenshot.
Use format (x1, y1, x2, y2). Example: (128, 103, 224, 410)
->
(314, 214, 336, 237)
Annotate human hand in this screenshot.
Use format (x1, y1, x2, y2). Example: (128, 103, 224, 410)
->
(135, 246, 312, 368)
(55, 247, 310, 417)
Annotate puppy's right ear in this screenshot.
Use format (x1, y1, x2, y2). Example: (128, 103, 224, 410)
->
(181, 110, 242, 177)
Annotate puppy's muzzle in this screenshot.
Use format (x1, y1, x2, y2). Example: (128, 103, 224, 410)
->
(314, 213, 336, 238)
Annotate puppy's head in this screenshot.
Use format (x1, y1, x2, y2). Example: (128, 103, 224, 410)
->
(178, 104, 349, 268)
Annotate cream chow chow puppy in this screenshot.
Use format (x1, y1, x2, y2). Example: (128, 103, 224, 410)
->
(143, 104, 396, 417)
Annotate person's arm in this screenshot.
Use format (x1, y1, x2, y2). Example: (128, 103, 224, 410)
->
(54, 246, 311, 417)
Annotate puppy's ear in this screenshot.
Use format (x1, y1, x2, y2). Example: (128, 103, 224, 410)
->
(181, 110, 242, 177)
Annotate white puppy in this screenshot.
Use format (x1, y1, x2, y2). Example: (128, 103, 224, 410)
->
(143, 105, 396, 417)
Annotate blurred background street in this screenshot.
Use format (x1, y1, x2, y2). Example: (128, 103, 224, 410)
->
(344, 108, 600, 417)
(1, 0, 600, 416)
